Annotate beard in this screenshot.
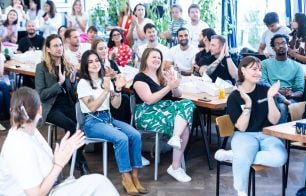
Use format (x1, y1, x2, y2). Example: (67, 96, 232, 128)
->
(179, 39, 188, 47)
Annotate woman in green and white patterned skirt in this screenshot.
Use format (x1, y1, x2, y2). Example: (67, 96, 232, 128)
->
(133, 48, 195, 183)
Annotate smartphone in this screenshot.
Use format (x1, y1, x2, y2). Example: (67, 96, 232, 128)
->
(42, 12, 47, 17)
(198, 97, 212, 102)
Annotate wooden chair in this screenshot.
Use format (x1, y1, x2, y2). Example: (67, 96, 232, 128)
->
(288, 101, 306, 186)
(215, 115, 285, 196)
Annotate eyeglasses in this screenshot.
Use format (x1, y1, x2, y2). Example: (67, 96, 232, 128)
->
(112, 33, 121, 37)
(274, 41, 287, 47)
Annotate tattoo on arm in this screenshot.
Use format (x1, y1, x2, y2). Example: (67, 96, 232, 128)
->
(87, 95, 94, 104)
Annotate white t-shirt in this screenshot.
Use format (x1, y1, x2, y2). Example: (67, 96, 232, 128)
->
(0, 128, 53, 195)
(68, 14, 88, 33)
(168, 45, 197, 72)
(77, 78, 114, 113)
(260, 25, 291, 57)
(137, 43, 170, 61)
(39, 13, 63, 38)
(65, 43, 89, 69)
(184, 20, 209, 49)
(132, 18, 153, 50)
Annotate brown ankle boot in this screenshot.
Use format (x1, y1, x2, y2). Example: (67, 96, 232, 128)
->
(122, 175, 139, 195)
(132, 175, 149, 194)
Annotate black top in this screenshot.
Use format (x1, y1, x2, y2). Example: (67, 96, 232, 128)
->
(195, 50, 234, 84)
(195, 49, 215, 68)
(133, 72, 172, 104)
(53, 83, 74, 107)
(227, 84, 274, 132)
(17, 35, 45, 53)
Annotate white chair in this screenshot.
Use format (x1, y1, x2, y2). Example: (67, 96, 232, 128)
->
(130, 94, 185, 181)
(69, 102, 108, 177)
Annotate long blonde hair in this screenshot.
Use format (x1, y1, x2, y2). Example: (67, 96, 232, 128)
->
(42, 34, 73, 79)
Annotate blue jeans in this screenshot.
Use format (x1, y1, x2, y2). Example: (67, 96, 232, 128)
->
(0, 81, 10, 116)
(231, 131, 287, 192)
(83, 111, 142, 173)
(277, 99, 296, 123)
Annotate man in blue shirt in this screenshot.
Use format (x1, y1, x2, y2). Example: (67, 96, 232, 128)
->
(261, 34, 304, 123)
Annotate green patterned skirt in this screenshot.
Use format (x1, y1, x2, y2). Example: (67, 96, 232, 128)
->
(135, 99, 195, 136)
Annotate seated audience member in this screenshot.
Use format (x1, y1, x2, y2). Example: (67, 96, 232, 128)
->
(39, 1, 62, 38)
(5, 0, 26, 28)
(198, 35, 237, 84)
(107, 2, 132, 45)
(0, 44, 10, 120)
(57, 25, 67, 41)
(66, 0, 87, 34)
(0, 9, 18, 43)
(35, 34, 89, 175)
(0, 87, 119, 196)
(288, 13, 306, 63)
(160, 4, 186, 47)
(126, 3, 153, 51)
(108, 28, 132, 67)
(92, 39, 150, 166)
(81, 26, 97, 44)
(184, 4, 209, 49)
(133, 48, 195, 182)
(64, 28, 89, 70)
(215, 56, 287, 196)
(77, 50, 148, 195)
(137, 23, 170, 68)
(258, 12, 290, 57)
(193, 28, 216, 75)
(17, 20, 45, 53)
(26, 0, 44, 25)
(261, 34, 304, 123)
(165, 27, 198, 75)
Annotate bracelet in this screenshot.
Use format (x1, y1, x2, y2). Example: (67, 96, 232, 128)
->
(53, 161, 64, 169)
(244, 106, 251, 110)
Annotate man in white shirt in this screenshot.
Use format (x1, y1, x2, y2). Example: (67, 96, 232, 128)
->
(64, 28, 90, 70)
(165, 27, 198, 75)
(184, 4, 209, 49)
(137, 23, 170, 67)
(258, 12, 291, 57)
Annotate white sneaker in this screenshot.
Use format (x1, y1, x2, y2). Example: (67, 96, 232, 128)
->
(167, 165, 191, 182)
(214, 149, 233, 161)
(141, 156, 150, 166)
(237, 191, 247, 196)
(167, 136, 181, 149)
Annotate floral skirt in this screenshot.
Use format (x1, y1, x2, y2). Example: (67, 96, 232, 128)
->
(135, 99, 195, 136)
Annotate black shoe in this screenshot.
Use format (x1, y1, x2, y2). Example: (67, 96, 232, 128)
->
(76, 161, 90, 176)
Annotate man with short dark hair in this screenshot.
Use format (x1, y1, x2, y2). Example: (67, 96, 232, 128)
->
(17, 20, 44, 53)
(64, 28, 89, 69)
(258, 12, 290, 57)
(137, 23, 170, 65)
(198, 35, 237, 83)
(184, 4, 209, 49)
(262, 34, 304, 123)
(165, 27, 198, 75)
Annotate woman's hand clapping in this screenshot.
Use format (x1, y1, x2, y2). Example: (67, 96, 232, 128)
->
(53, 130, 85, 168)
(165, 68, 180, 90)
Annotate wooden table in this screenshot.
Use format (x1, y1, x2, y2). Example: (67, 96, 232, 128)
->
(4, 60, 36, 77)
(263, 121, 306, 195)
(181, 92, 228, 170)
(263, 121, 306, 143)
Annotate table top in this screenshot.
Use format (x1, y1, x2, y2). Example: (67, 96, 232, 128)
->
(263, 121, 306, 143)
(4, 60, 36, 77)
(180, 92, 228, 109)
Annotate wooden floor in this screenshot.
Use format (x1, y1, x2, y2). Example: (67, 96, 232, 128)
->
(0, 120, 305, 196)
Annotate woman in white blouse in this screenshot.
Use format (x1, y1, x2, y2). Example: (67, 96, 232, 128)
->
(66, 0, 87, 34)
(39, 1, 62, 38)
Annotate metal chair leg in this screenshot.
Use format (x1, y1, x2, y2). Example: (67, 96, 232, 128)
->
(69, 150, 77, 177)
(216, 162, 220, 196)
(103, 141, 108, 177)
(154, 132, 160, 181)
(252, 170, 255, 196)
